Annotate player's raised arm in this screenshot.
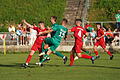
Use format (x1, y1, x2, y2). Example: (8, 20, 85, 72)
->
(22, 20, 33, 28)
(38, 29, 53, 35)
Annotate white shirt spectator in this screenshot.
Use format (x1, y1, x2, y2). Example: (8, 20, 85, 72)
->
(29, 28, 37, 45)
(8, 25, 15, 33)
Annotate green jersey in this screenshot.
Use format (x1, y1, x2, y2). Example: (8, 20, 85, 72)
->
(115, 14, 120, 22)
(52, 25, 68, 43)
(51, 23, 59, 37)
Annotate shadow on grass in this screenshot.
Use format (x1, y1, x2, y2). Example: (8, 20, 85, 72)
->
(0, 63, 120, 70)
(0, 63, 36, 69)
(69, 65, 120, 69)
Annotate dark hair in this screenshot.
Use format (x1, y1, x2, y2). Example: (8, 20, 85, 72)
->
(51, 16, 57, 21)
(62, 18, 68, 23)
(38, 21, 44, 24)
(96, 23, 101, 26)
(75, 19, 82, 22)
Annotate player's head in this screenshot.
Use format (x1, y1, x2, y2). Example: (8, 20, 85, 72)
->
(38, 21, 45, 29)
(75, 19, 82, 26)
(50, 16, 57, 24)
(118, 10, 120, 13)
(62, 18, 68, 26)
(96, 23, 101, 29)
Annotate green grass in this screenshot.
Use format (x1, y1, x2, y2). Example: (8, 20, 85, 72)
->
(89, 0, 120, 21)
(0, 0, 66, 32)
(0, 52, 120, 80)
(88, 0, 120, 29)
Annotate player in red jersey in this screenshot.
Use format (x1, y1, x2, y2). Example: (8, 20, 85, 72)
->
(93, 23, 113, 60)
(69, 19, 96, 66)
(22, 20, 49, 68)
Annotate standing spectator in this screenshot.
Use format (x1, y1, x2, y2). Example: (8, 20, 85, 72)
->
(16, 23, 23, 45)
(105, 28, 114, 46)
(115, 10, 120, 31)
(29, 27, 37, 45)
(8, 25, 16, 40)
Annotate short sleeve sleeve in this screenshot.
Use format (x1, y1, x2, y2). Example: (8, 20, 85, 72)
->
(71, 27, 76, 32)
(52, 26, 58, 31)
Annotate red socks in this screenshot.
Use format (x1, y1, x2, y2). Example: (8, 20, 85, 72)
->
(26, 55, 32, 63)
(81, 54, 92, 59)
(94, 51, 99, 56)
(69, 54, 74, 66)
(107, 51, 112, 56)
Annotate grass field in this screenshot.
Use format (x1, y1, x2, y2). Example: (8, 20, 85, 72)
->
(0, 52, 120, 80)
(0, 0, 66, 32)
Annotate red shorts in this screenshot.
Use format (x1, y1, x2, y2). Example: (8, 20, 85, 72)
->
(94, 40, 106, 48)
(31, 36, 45, 52)
(72, 39, 83, 53)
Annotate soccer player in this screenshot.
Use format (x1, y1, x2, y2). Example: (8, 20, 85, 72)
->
(69, 19, 96, 66)
(37, 18, 68, 66)
(22, 20, 48, 68)
(38, 16, 68, 64)
(93, 23, 113, 60)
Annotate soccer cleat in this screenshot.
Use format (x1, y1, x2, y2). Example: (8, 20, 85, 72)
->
(110, 55, 114, 60)
(43, 58, 50, 62)
(36, 62, 43, 67)
(91, 56, 95, 64)
(74, 56, 79, 61)
(63, 56, 67, 64)
(39, 52, 45, 56)
(22, 63, 28, 68)
(96, 55, 100, 59)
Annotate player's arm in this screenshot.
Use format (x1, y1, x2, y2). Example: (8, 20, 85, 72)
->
(38, 29, 53, 35)
(85, 32, 89, 36)
(96, 34, 104, 40)
(64, 30, 68, 40)
(68, 27, 75, 32)
(22, 20, 33, 28)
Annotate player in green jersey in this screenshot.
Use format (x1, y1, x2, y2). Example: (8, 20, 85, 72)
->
(37, 18, 68, 66)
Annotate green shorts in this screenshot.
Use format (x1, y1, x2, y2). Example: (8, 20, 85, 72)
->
(44, 37, 60, 51)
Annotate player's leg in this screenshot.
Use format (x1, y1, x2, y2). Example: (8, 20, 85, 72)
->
(69, 47, 75, 66)
(93, 41, 100, 59)
(81, 47, 90, 54)
(76, 42, 96, 64)
(38, 49, 52, 66)
(101, 41, 113, 60)
(38, 38, 58, 66)
(54, 51, 67, 64)
(22, 50, 35, 68)
(103, 47, 113, 60)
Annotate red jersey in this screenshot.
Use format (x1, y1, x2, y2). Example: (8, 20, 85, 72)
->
(33, 27, 41, 34)
(31, 27, 47, 52)
(71, 26, 87, 41)
(97, 28, 104, 41)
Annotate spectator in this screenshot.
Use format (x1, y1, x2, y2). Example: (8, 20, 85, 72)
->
(16, 26, 22, 45)
(29, 28, 37, 45)
(115, 10, 120, 31)
(21, 26, 27, 45)
(90, 29, 97, 46)
(105, 28, 114, 45)
(8, 25, 16, 40)
(112, 34, 119, 46)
